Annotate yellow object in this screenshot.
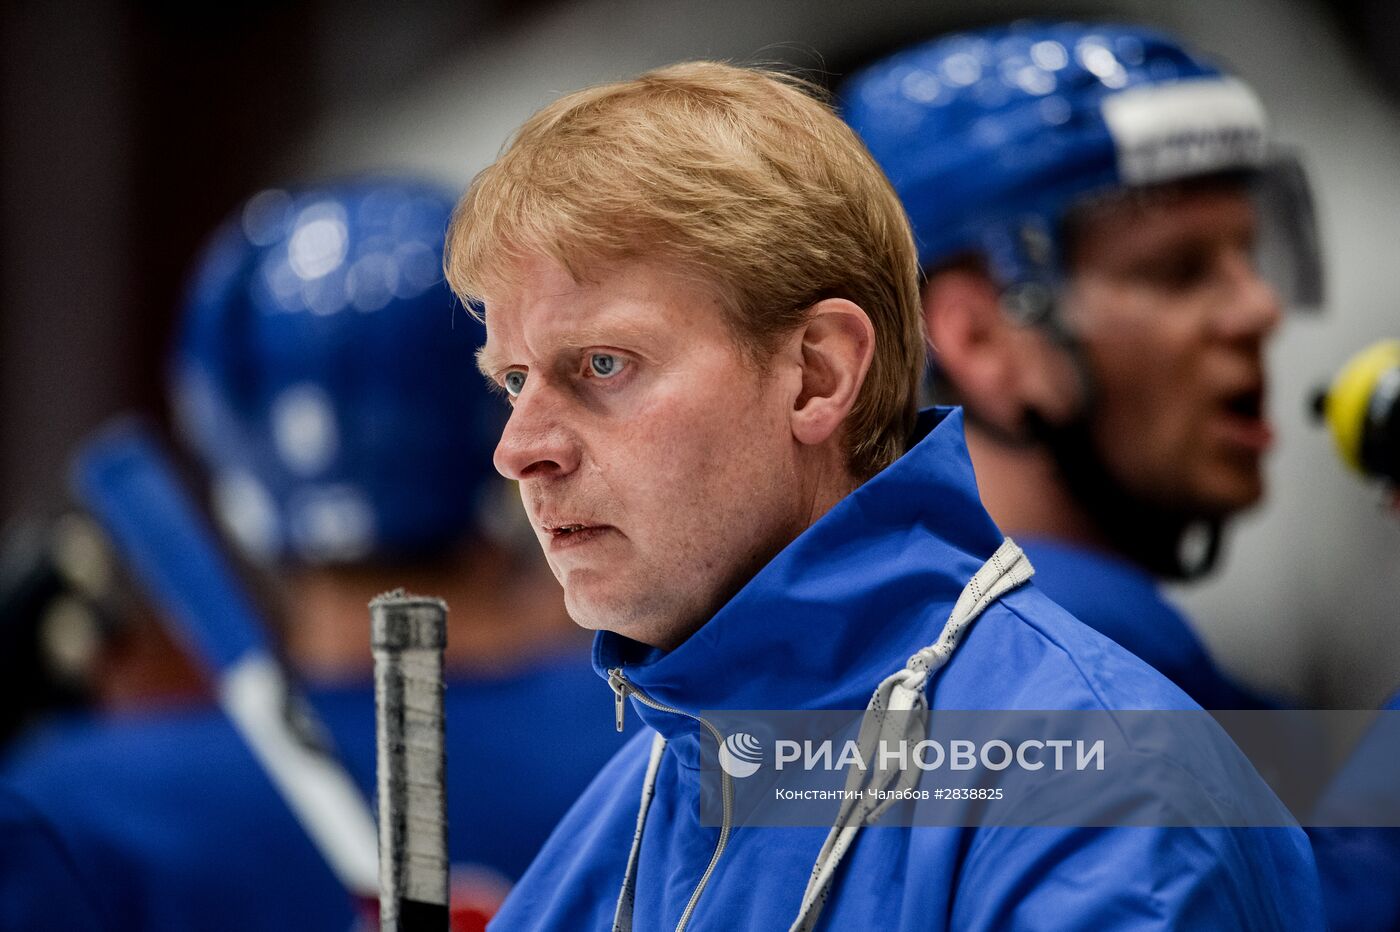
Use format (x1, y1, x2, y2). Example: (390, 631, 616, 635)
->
(1325, 340, 1400, 472)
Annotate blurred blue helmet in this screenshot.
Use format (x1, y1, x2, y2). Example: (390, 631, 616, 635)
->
(170, 178, 504, 565)
(842, 21, 1322, 321)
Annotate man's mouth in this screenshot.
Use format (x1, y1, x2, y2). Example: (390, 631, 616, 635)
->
(542, 521, 614, 549)
(1216, 384, 1273, 452)
(1223, 387, 1263, 421)
(546, 522, 592, 536)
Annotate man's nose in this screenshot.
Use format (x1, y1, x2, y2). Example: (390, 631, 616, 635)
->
(493, 386, 581, 481)
(1214, 250, 1284, 343)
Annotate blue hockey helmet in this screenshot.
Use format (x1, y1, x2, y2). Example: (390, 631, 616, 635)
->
(841, 21, 1322, 322)
(170, 178, 504, 565)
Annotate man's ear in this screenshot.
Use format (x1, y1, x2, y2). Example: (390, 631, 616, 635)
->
(923, 267, 1074, 431)
(789, 298, 875, 448)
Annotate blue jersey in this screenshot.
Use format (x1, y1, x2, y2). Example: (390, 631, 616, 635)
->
(492, 409, 1321, 931)
(1019, 536, 1400, 932)
(0, 782, 106, 931)
(1020, 538, 1278, 710)
(1, 652, 625, 930)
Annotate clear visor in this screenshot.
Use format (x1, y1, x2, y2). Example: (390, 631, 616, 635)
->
(1030, 152, 1326, 324)
(1250, 151, 1324, 311)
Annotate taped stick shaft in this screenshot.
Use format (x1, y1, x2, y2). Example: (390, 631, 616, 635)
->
(371, 591, 449, 932)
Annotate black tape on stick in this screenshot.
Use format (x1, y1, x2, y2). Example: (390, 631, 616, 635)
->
(371, 590, 448, 932)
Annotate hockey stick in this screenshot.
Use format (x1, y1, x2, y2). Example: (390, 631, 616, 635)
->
(70, 419, 380, 900)
(371, 592, 449, 931)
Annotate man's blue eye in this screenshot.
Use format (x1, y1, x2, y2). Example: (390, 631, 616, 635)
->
(503, 371, 526, 396)
(589, 354, 623, 378)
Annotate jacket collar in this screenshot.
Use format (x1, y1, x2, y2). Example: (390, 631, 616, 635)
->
(593, 407, 1004, 745)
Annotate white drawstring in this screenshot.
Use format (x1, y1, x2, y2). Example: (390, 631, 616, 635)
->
(613, 731, 667, 932)
(790, 538, 1033, 932)
(610, 537, 1033, 932)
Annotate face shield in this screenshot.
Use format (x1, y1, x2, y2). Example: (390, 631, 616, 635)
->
(1092, 74, 1323, 315)
(1249, 151, 1324, 311)
(1040, 153, 1325, 328)
(985, 153, 1325, 334)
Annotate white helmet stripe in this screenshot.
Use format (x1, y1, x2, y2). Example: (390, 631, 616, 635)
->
(1102, 77, 1269, 184)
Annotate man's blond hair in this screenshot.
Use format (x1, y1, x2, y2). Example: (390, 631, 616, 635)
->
(445, 60, 922, 478)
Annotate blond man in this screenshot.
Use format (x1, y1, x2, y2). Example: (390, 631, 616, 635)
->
(447, 62, 1321, 931)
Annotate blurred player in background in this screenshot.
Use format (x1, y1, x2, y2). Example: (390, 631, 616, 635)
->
(844, 21, 1321, 706)
(1, 178, 624, 930)
(843, 21, 1397, 931)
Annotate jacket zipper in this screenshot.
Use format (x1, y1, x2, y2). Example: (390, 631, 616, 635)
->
(608, 668, 734, 932)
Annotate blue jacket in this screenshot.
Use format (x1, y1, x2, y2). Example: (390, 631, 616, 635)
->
(1024, 537, 1400, 932)
(491, 408, 1322, 931)
(1020, 539, 1279, 710)
(0, 783, 106, 931)
(1, 653, 625, 931)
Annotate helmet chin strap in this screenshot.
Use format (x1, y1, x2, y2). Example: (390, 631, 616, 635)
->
(1022, 406, 1224, 581)
(966, 312, 1225, 581)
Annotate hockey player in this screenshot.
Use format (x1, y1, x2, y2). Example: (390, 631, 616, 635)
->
(1, 178, 625, 930)
(843, 21, 1395, 930)
(842, 20, 1321, 706)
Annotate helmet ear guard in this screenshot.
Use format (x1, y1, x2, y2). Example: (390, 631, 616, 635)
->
(984, 219, 1061, 329)
(1000, 281, 1058, 329)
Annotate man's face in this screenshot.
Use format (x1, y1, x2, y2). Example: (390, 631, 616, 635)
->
(477, 256, 808, 649)
(1059, 181, 1283, 517)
